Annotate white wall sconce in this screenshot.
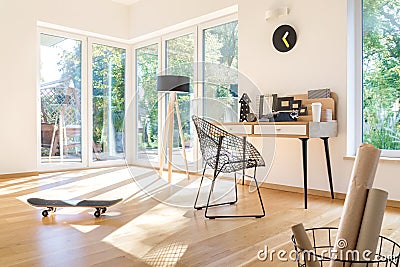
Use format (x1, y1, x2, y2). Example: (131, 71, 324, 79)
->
(265, 7, 289, 21)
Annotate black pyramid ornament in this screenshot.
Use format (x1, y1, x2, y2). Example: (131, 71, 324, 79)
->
(239, 93, 251, 122)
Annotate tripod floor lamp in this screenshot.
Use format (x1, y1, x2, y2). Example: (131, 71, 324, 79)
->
(157, 75, 190, 182)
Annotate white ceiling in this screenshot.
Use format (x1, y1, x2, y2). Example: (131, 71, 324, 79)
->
(111, 0, 142, 5)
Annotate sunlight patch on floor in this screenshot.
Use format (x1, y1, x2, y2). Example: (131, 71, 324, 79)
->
(17, 167, 151, 202)
(70, 224, 101, 233)
(142, 241, 188, 267)
(102, 203, 191, 259)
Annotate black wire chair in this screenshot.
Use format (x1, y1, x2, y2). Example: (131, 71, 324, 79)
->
(192, 115, 266, 219)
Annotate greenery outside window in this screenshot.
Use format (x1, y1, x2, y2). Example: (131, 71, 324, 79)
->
(362, 0, 400, 156)
(40, 33, 83, 163)
(92, 43, 126, 161)
(136, 43, 159, 162)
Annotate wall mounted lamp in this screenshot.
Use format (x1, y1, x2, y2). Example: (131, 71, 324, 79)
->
(265, 7, 289, 21)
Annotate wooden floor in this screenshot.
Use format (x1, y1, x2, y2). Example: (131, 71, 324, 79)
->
(1, 166, 399, 267)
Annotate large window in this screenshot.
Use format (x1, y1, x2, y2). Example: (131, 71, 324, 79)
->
(92, 43, 126, 161)
(136, 43, 159, 161)
(362, 0, 400, 154)
(39, 30, 127, 169)
(134, 17, 238, 169)
(165, 33, 195, 167)
(203, 20, 238, 121)
(40, 34, 83, 163)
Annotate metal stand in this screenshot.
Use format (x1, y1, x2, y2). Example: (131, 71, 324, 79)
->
(321, 137, 334, 199)
(299, 137, 335, 209)
(159, 92, 190, 182)
(300, 138, 309, 209)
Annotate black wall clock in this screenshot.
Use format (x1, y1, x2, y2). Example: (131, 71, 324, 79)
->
(272, 24, 297, 53)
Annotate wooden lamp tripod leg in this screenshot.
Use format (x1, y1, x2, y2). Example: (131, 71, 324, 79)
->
(174, 96, 190, 180)
(160, 92, 190, 182)
(167, 93, 175, 183)
(159, 93, 174, 179)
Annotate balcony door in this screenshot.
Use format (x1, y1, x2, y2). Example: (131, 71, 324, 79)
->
(39, 29, 127, 170)
(133, 17, 238, 172)
(162, 29, 197, 171)
(39, 31, 86, 168)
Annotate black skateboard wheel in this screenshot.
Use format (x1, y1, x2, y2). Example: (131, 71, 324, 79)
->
(42, 210, 49, 217)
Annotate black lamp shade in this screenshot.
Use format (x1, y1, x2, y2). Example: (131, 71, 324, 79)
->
(157, 75, 190, 93)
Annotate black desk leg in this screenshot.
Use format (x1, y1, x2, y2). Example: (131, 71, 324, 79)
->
(300, 138, 309, 209)
(242, 137, 246, 185)
(321, 137, 335, 199)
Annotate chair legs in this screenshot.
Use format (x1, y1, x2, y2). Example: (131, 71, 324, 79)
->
(195, 165, 265, 219)
(194, 164, 238, 210)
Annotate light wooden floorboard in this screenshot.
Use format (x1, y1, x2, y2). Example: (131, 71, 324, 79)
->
(0, 166, 399, 266)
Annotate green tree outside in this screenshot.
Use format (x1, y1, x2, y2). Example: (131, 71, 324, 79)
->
(363, 0, 400, 150)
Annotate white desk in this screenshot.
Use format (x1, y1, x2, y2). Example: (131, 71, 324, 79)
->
(216, 121, 338, 209)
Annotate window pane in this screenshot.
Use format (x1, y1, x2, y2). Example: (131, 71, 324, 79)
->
(203, 20, 238, 122)
(363, 1, 400, 150)
(40, 34, 82, 163)
(92, 43, 126, 161)
(165, 34, 195, 166)
(136, 44, 159, 161)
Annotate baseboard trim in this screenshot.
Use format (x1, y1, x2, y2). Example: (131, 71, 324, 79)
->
(0, 171, 39, 179)
(256, 181, 400, 209)
(260, 182, 346, 200)
(387, 200, 400, 209)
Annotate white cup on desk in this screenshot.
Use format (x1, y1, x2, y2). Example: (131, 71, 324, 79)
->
(312, 102, 322, 122)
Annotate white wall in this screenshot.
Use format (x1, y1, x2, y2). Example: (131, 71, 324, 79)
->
(0, 0, 129, 174)
(238, 0, 350, 193)
(128, 0, 238, 38)
(238, 0, 400, 201)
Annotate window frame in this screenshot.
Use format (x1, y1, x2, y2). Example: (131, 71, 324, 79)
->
(38, 27, 130, 171)
(38, 27, 89, 171)
(88, 38, 130, 168)
(353, 0, 400, 158)
(132, 38, 163, 168)
(198, 14, 239, 122)
(131, 14, 239, 171)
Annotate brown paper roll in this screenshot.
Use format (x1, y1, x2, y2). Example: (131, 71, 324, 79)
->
(292, 223, 320, 267)
(353, 188, 388, 266)
(330, 144, 381, 267)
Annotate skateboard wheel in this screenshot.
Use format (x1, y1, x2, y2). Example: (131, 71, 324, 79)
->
(42, 210, 49, 217)
(94, 210, 101, 218)
(101, 208, 107, 213)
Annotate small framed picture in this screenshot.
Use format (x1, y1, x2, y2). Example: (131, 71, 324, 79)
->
(290, 100, 302, 110)
(277, 97, 294, 111)
(299, 106, 308, 116)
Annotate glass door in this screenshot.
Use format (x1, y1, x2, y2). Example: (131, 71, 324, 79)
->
(163, 31, 196, 170)
(202, 20, 239, 122)
(39, 33, 84, 165)
(135, 43, 160, 163)
(91, 43, 126, 162)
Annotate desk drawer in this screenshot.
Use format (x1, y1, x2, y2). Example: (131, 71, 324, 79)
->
(220, 124, 252, 135)
(254, 124, 307, 136)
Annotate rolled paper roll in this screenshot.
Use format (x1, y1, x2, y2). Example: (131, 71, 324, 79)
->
(330, 144, 381, 267)
(353, 188, 388, 266)
(291, 223, 320, 267)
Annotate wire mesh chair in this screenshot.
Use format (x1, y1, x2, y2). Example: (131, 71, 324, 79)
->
(192, 115, 266, 219)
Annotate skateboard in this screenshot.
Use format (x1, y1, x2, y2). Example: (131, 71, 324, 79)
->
(27, 198, 123, 218)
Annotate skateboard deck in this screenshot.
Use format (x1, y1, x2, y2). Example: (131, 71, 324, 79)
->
(27, 198, 123, 217)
